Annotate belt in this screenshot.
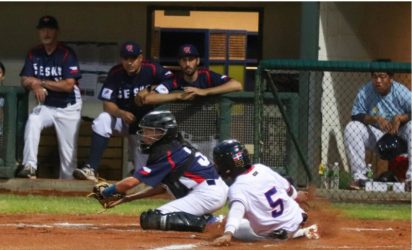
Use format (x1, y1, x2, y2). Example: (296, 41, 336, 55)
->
(206, 179, 216, 186)
(47, 100, 76, 108)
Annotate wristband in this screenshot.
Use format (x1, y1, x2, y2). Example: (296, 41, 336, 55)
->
(102, 184, 118, 198)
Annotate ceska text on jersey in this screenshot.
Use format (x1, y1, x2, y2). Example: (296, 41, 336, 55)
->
(99, 61, 173, 119)
(20, 43, 81, 108)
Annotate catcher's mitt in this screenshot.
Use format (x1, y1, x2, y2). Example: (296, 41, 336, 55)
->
(88, 181, 125, 209)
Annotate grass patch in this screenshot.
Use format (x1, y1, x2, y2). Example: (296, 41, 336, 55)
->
(332, 203, 411, 220)
(0, 194, 169, 216)
(0, 194, 407, 221)
(0, 194, 229, 216)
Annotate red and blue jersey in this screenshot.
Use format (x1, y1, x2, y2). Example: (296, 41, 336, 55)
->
(155, 68, 231, 93)
(98, 61, 173, 121)
(20, 43, 81, 108)
(134, 140, 219, 190)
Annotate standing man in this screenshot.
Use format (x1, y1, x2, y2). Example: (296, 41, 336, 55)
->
(17, 15, 82, 179)
(212, 139, 319, 245)
(137, 43, 243, 105)
(344, 67, 411, 189)
(73, 41, 173, 181)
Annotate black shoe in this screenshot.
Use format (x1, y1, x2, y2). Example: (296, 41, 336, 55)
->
(269, 229, 288, 240)
(16, 165, 37, 179)
(73, 164, 97, 181)
(349, 179, 367, 190)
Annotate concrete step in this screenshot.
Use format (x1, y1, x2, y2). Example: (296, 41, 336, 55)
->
(0, 178, 98, 195)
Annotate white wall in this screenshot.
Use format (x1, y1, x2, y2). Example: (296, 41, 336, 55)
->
(319, 2, 411, 62)
(318, 2, 411, 171)
(0, 2, 301, 117)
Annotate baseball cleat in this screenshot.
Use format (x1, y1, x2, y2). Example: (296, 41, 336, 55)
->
(269, 228, 288, 240)
(349, 179, 367, 190)
(304, 224, 320, 240)
(205, 214, 225, 225)
(16, 165, 37, 179)
(73, 164, 97, 181)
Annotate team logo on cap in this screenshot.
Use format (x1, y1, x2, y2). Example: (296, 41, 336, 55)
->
(183, 46, 191, 54)
(126, 44, 134, 52)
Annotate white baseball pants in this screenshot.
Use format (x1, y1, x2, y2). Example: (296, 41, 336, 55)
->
(344, 121, 411, 180)
(23, 101, 82, 179)
(157, 177, 228, 216)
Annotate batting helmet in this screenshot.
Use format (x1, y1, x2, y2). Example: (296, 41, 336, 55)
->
(213, 139, 251, 179)
(376, 133, 407, 161)
(138, 110, 177, 153)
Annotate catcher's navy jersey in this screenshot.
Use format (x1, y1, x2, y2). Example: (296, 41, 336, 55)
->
(134, 142, 219, 188)
(20, 43, 81, 108)
(99, 61, 173, 120)
(155, 68, 230, 93)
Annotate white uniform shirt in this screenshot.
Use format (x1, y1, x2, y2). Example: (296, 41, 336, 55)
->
(226, 164, 304, 236)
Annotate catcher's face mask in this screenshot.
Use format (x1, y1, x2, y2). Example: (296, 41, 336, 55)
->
(137, 126, 166, 147)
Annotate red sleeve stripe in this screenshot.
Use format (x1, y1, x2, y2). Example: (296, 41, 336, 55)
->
(167, 151, 176, 169)
(182, 172, 205, 184)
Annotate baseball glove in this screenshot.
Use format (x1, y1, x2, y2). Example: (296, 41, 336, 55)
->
(87, 181, 125, 209)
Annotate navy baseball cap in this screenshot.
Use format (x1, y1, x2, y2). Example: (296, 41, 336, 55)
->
(120, 41, 143, 58)
(36, 15, 59, 29)
(178, 44, 199, 58)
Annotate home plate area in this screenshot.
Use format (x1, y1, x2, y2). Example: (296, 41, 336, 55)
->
(0, 212, 409, 250)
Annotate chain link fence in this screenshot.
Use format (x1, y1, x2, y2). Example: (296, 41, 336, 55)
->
(257, 60, 411, 201)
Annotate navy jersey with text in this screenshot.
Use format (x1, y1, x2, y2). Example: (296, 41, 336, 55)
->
(155, 68, 230, 93)
(20, 43, 81, 108)
(98, 61, 173, 121)
(133, 140, 219, 190)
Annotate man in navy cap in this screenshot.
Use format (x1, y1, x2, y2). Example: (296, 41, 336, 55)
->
(135, 43, 242, 161)
(73, 41, 174, 181)
(18, 15, 82, 179)
(137, 43, 242, 105)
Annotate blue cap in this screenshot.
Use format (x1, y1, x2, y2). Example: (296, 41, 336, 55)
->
(37, 15, 59, 29)
(178, 44, 199, 58)
(120, 41, 142, 58)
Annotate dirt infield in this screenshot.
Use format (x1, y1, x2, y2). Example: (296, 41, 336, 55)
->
(0, 200, 410, 250)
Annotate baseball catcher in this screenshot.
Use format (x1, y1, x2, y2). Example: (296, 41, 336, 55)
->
(88, 110, 228, 232)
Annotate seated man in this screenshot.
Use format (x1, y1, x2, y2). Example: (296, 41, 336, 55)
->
(73, 41, 173, 181)
(212, 139, 319, 246)
(90, 110, 228, 232)
(344, 66, 411, 189)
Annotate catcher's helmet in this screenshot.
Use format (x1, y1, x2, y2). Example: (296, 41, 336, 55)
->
(376, 133, 407, 161)
(138, 110, 177, 153)
(213, 139, 251, 179)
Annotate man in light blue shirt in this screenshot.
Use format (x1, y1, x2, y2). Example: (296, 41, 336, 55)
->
(344, 69, 411, 190)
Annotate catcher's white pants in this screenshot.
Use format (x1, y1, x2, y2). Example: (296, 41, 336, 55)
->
(23, 101, 82, 179)
(344, 121, 412, 180)
(91, 112, 148, 170)
(157, 177, 228, 216)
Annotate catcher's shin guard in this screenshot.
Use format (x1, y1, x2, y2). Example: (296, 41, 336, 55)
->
(140, 209, 207, 232)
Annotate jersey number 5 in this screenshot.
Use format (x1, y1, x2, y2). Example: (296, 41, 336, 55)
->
(264, 187, 284, 218)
